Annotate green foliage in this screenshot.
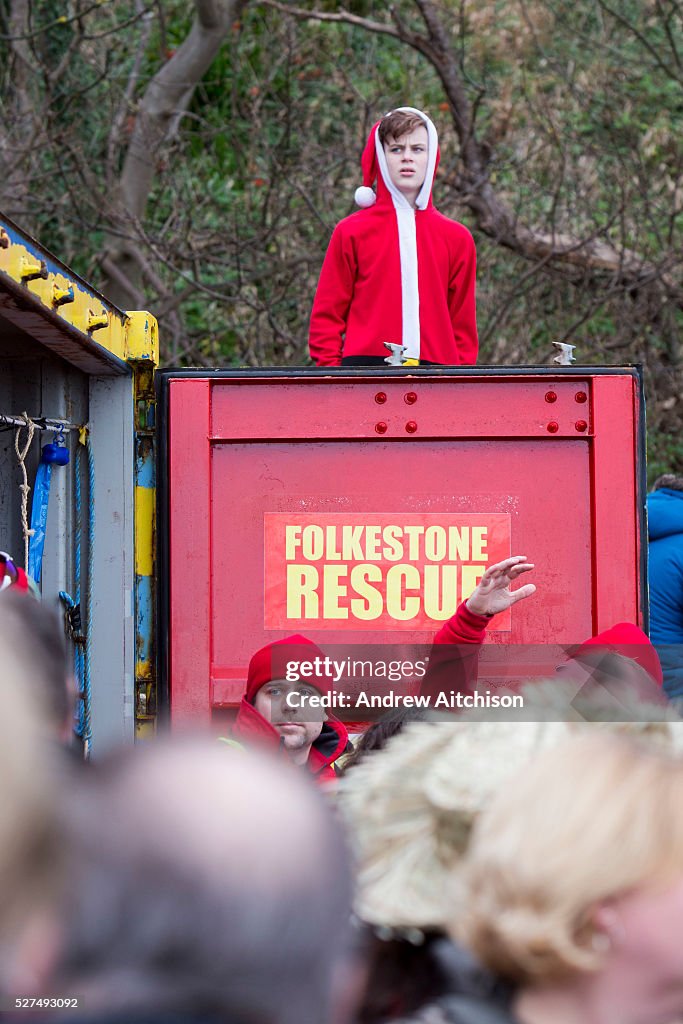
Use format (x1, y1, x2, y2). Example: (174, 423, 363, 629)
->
(0, 0, 681, 468)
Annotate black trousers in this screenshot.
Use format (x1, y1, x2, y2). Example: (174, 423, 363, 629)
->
(341, 356, 439, 366)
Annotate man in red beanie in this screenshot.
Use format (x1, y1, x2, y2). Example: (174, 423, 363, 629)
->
(235, 558, 535, 779)
(309, 106, 477, 367)
(232, 634, 350, 785)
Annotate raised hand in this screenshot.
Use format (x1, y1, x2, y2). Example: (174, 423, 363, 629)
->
(465, 555, 536, 617)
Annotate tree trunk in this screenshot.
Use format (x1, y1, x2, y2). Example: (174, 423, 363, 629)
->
(101, 0, 249, 308)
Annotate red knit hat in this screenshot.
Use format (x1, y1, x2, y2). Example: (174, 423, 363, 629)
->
(245, 635, 330, 704)
(572, 622, 663, 687)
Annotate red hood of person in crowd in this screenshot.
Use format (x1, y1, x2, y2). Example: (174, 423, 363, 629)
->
(573, 622, 664, 687)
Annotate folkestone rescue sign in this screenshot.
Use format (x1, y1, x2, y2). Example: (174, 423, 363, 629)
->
(264, 512, 511, 631)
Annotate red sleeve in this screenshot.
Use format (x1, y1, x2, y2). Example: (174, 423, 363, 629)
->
(309, 224, 357, 367)
(433, 600, 490, 645)
(448, 228, 478, 365)
(420, 602, 490, 700)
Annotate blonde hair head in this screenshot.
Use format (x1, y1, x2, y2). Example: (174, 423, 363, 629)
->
(340, 680, 681, 933)
(456, 731, 683, 984)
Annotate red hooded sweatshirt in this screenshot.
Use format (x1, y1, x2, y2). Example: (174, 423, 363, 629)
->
(309, 106, 478, 366)
(232, 635, 350, 786)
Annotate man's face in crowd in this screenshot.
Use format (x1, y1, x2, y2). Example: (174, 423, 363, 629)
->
(253, 681, 325, 764)
(383, 124, 429, 204)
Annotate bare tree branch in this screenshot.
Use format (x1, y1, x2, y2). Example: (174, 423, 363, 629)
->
(655, 0, 682, 70)
(106, 1, 154, 189)
(101, 0, 249, 305)
(100, 255, 147, 307)
(118, 0, 247, 222)
(0, 0, 40, 217)
(271, 0, 683, 307)
(0, 0, 111, 41)
(260, 0, 401, 41)
(596, 0, 683, 85)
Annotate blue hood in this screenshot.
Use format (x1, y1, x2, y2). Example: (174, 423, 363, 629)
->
(647, 488, 683, 541)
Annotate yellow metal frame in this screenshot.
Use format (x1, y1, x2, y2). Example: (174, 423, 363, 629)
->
(0, 215, 158, 369)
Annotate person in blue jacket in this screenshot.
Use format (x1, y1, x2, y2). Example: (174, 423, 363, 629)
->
(647, 474, 683, 698)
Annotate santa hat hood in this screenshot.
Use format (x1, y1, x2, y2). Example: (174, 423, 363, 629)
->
(570, 622, 663, 687)
(245, 634, 331, 703)
(353, 107, 440, 363)
(354, 106, 440, 211)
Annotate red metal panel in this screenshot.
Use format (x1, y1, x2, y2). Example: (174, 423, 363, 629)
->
(208, 438, 593, 707)
(163, 370, 643, 716)
(210, 377, 592, 439)
(168, 379, 212, 724)
(590, 375, 640, 633)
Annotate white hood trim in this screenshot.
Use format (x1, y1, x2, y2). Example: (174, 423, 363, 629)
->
(373, 107, 439, 361)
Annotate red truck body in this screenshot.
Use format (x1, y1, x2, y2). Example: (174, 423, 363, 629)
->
(158, 367, 646, 723)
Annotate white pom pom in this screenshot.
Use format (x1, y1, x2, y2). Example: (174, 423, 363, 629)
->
(354, 186, 376, 208)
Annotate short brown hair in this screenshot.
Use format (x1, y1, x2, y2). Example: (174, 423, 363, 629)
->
(378, 111, 426, 147)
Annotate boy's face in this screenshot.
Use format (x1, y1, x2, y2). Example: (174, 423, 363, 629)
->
(383, 124, 429, 205)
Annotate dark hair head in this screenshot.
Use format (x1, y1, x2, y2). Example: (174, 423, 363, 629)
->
(342, 707, 428, 774)
(378, 110, 427, 147)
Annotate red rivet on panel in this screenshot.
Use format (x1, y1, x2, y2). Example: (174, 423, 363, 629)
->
(545, 391, 557, 403)
(405, 421, 418, 433)
(575, 420, 588, 432)
(575, 392, 587, 403)
(375, 421, 388, 434)
(404, 392, 417, 405)
(375, 391, 387, 404)
(547, 421, 559, 433)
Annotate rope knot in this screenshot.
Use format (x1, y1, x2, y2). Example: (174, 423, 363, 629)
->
(14, 413, 36, 572)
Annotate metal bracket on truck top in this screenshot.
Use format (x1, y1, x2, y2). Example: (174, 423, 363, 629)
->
(384, 342, 419, 367)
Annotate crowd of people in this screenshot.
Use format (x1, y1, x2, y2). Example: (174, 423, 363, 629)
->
(2, 549, 683, 1024)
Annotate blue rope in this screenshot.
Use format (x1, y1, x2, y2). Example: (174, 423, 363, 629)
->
(74, 442, 85, 741)
(59, 437, 90, 753)
(75, 443, 81, 609)
(58, 589, 83, 727)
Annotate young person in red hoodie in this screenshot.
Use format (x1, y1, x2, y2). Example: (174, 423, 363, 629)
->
(309, 106, 478, 367)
